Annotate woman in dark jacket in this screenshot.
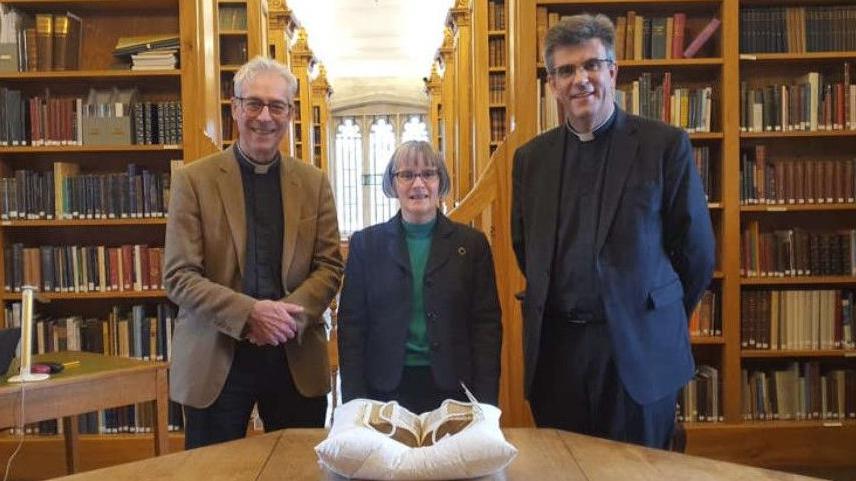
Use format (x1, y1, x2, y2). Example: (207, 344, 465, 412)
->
(338, 140, 502, 413)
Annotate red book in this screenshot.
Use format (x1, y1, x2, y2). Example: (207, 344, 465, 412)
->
(672, 13, 686, 59)
(683, 17, 721, 59)
(121, 245, 133, 291)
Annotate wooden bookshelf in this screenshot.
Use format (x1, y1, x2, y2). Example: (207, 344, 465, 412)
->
(217, 0, 269, 148)
(425, 63, 444, 153)
(310, 65, 332, 173)
(288, 28, 310, 162)
(475, 0, 509, 175)
(267, 0, 301, 158)
(480, 0, 856, 465)
(0, 0, 223, 453)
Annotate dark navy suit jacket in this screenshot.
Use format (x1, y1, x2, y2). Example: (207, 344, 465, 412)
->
(511, 109, 715, 405)
(338, 211, 502, 405)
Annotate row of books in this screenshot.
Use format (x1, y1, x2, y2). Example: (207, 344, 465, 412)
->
(740, 225, 856, 278)
(742, 362, 856, 421)
(615, 80, 714, 133)
(489, 110, 506, 143)
(677, 365, 722, 423)
(488, 73, 506, 104)
(487, 37, 505, 68)
(130, 49, 178, 71)
(218, 4, 248, 30)
(4, 302, 184, 434)
(0, 162, 178, 221)
(4, 243, 165, 294)
(487, 0, 506, 31)
(535, 9, 720, 64)
(739, 152, 855, 206)
(739, 69, 856, 133)
(0, 9, 81, 72)
(0, 88, 183, 146)
(689, 290, 720, 338)
(615, 14, 720, 61)
(741, 289, 855, 351)
(740, 6, 856, 54)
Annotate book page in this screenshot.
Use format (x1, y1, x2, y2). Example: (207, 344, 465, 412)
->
(419, 400, 482, 447)
(361, 401, 422, 448)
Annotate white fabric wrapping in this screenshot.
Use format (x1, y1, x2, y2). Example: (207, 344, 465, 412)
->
(315, 399, 518, 480)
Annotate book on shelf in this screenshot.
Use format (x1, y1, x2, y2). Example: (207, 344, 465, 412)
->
(742, 361, 855, 422)
(741, 289, 855, 351)
(113, 34, 179, 57)
(679, 364, 722, 422)
(682, 17, 720, 59)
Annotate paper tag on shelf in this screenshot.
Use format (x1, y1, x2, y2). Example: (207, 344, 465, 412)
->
(739, 54, 757, 60)
(822, 421, 843, 427)
(767, 207, 787, 212)
(163, 144, 181, 150)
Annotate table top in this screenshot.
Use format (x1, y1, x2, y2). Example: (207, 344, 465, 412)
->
(1, 351, 167, 392)
(55, 428, 819, 481)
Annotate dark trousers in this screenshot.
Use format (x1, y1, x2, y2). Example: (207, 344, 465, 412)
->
(369, 366, 467, 414)
(183, 342, 327, 450)
(530, 320, 678, 449)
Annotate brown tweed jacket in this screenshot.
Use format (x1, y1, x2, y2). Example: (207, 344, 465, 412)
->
(164, 147, 343, 408)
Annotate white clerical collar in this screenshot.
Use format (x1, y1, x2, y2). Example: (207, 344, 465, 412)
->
(565, 103, 616, 142)
(234, 142, 280, 174)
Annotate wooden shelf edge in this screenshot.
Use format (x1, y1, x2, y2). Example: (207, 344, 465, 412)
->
(740, 130, 856, 139)
(2, 291, 167, 301)
(740, 276, 856, 285)
(740, 51, 856, 62)
(691, 336, 725, 345)
(0, 145, 182, 153)
(740, 203, 856, 212)
(0, 218, 167, 227)
(741, 349, 856, 359)
(0, 69, 181, 80)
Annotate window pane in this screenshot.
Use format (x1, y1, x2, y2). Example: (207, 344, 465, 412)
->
(367, 117, 398, 226)
(334, 118, 362, 236)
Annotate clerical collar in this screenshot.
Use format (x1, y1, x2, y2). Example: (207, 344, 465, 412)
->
(565, 104, 617, 142)
(234, 142, 281, 174)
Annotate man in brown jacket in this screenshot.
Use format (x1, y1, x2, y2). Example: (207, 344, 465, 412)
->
(164, 57, 343, 449)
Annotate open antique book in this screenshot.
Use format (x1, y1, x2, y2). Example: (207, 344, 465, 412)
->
(360, 384, 484, 448)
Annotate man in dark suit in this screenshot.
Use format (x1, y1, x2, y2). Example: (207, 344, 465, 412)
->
(511, 14, 715, 448)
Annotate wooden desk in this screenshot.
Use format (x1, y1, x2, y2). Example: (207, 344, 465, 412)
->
(55, 428, 818, 480)
(0, 351, 169, 475)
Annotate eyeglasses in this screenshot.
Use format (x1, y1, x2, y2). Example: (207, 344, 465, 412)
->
(548, 57, 614, 80)
(393, 169, 439, 184)
(234, 97, 294, 117)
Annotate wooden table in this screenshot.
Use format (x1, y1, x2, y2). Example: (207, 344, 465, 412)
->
(0, 351, 169, 475)
(55, 428, 818, 480)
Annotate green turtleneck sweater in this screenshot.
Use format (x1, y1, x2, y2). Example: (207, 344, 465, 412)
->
(402, 217, 436, 366)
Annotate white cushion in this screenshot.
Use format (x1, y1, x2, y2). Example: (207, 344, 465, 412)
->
(315, 399, 517, 480)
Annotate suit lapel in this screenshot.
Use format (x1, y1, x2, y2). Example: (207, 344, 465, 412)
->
(532, 127, 565, 269)
(215, 147, 247, 277)
(596, 110, 639, 252)
(281, 157, 301, 280)
(384, 213, 411, 274)
(425, 213, 455, 277)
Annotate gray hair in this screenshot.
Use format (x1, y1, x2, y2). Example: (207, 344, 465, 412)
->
(233, 56, 298, 99)
(381, 140, 451, 198)
(544, 13, 616, 74)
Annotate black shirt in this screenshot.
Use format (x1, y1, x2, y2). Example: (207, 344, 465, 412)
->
(545, 111, 617, 322)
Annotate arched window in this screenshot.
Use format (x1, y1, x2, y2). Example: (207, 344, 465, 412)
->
(367, 117, 398, 225)
(332, 112, 430, 237)
(401, 115, 429, 143)
(334, 118, 362, 236)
